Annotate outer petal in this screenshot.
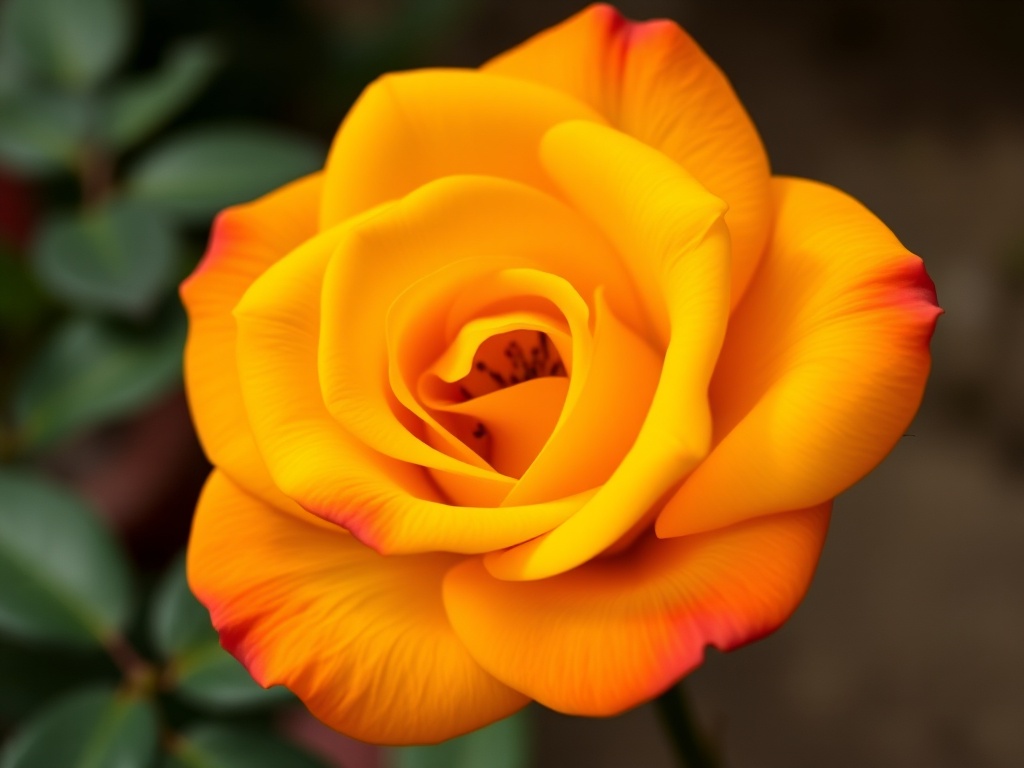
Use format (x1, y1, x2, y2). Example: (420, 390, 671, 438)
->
(486, 3, 770, 307)
(180, 173, 322, 513)
(320, 69, 605, 228)
(188, 472, 526, 744)
(445, 503, 830, 716)
(657, 178, 941, 538)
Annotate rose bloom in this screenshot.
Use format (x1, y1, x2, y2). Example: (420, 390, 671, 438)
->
(182, 4, 940, 745)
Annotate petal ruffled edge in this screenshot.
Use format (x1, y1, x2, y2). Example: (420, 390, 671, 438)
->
(188, 471, 528, 745)
(658, 177, 940, 537)
(446, 502, 831, 715)
(180, 172, 323, 514)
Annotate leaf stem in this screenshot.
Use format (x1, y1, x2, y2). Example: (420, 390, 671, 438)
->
(104, 633, 156, 695)
(78, 141, 115, 208)
(654, 681, 720, 768)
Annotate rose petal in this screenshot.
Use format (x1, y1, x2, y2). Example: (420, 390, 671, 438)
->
(657, 177, 941, 538)
(481, 122, 731, 581)
(181, 173, 322, 514)
(445, 502, 830, 716)
(233, 220, 591, 555)
(501, 290, 662, 506)
(388, 277, 575, 487)
(485, 3, 770, 308)
(188, 471, 527, 744)
(433, 377, 570, 480)
(320, 69, 605, 228)
(319, 175, 641, 482)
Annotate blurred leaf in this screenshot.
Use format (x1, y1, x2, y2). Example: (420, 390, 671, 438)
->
(0, 0, 131, 90)
(101, 39, 221, 151)
(172, 644, 293, 712)
(0, 686, 157, 768)
(0, 91, 86, 175)
(387, 708, 531, 768)
(12, 305, 186, 450)
(0, 246, 48, 334)
(124, 125, 323, 224)
(0, 635, 113, 725)
(149, 554, 213, 660)
(163, 725, 329, 768)
(0, 471, 133, 647)
(31, 200, 179, 317)
(151, 555, 292, 712)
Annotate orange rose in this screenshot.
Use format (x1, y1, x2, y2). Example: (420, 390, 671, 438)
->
(182, 4, 940, 744)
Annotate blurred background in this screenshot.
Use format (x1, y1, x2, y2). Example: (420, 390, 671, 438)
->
(0, 1, 1021, 767)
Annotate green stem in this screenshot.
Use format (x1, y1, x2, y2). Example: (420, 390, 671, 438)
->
(654, 681, 720, 768)
(104, 633, 156, 696)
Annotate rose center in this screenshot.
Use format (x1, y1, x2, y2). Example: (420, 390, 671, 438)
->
(458, 329, 567, 401)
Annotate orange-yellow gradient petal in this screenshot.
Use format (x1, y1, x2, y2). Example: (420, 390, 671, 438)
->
(320, 69, 605, 228)
(188, 472, 526, 744)
(180, 173, 322, 512)
(445, 502, 830, 716)
(658, 178, 941, 538)
(486, 3, 770, 307)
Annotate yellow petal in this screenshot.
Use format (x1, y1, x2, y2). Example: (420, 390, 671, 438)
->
(320, 69, 605, 228)
(233, 219, 591, 555)
(434, 377, 570, 479)
(501, 290, 662, 506)
(180, 173, 322, 514)
(486, 3, 771, 308)
(482, 123, 731, 581)
(188, 472, 527, 744)
(657, 177, 941, 537)
(319, 175, 640, 483)
(445, 502, 830, 716)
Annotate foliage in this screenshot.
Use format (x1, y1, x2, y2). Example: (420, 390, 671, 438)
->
(0, 0, 527, 763)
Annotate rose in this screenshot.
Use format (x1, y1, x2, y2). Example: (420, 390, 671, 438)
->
(181, 4, 940, 745)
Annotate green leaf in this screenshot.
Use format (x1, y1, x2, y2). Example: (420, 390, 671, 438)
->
(149, 554, 214, 660)
(151, 556, 292, 712)
(0, 686, 158, 768)
(0, 246, 48, 335)
(0, 471, 133, 647)
(101, 39, 221, 151)
(164, 725, 329, 768)
(31, 199, 179, 317)
(12, 305, 186, 450)
(387, 709, 532, 768)
(0, 91, 86, 175)
(0, 0, 131, 90)
(124, 125, 323, 224)
(0, 636, 113, 726)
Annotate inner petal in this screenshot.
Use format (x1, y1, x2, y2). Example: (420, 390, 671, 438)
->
(423, 328, 571, 478)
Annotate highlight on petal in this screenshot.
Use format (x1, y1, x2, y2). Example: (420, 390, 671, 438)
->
(658, 177, 941, 538)
(486, 3, 771, 307)
(445, 502, 831, 716)
(180, 173, 322, 513)
(320, 68, 605, 229)
(188, 472, 527, 744)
